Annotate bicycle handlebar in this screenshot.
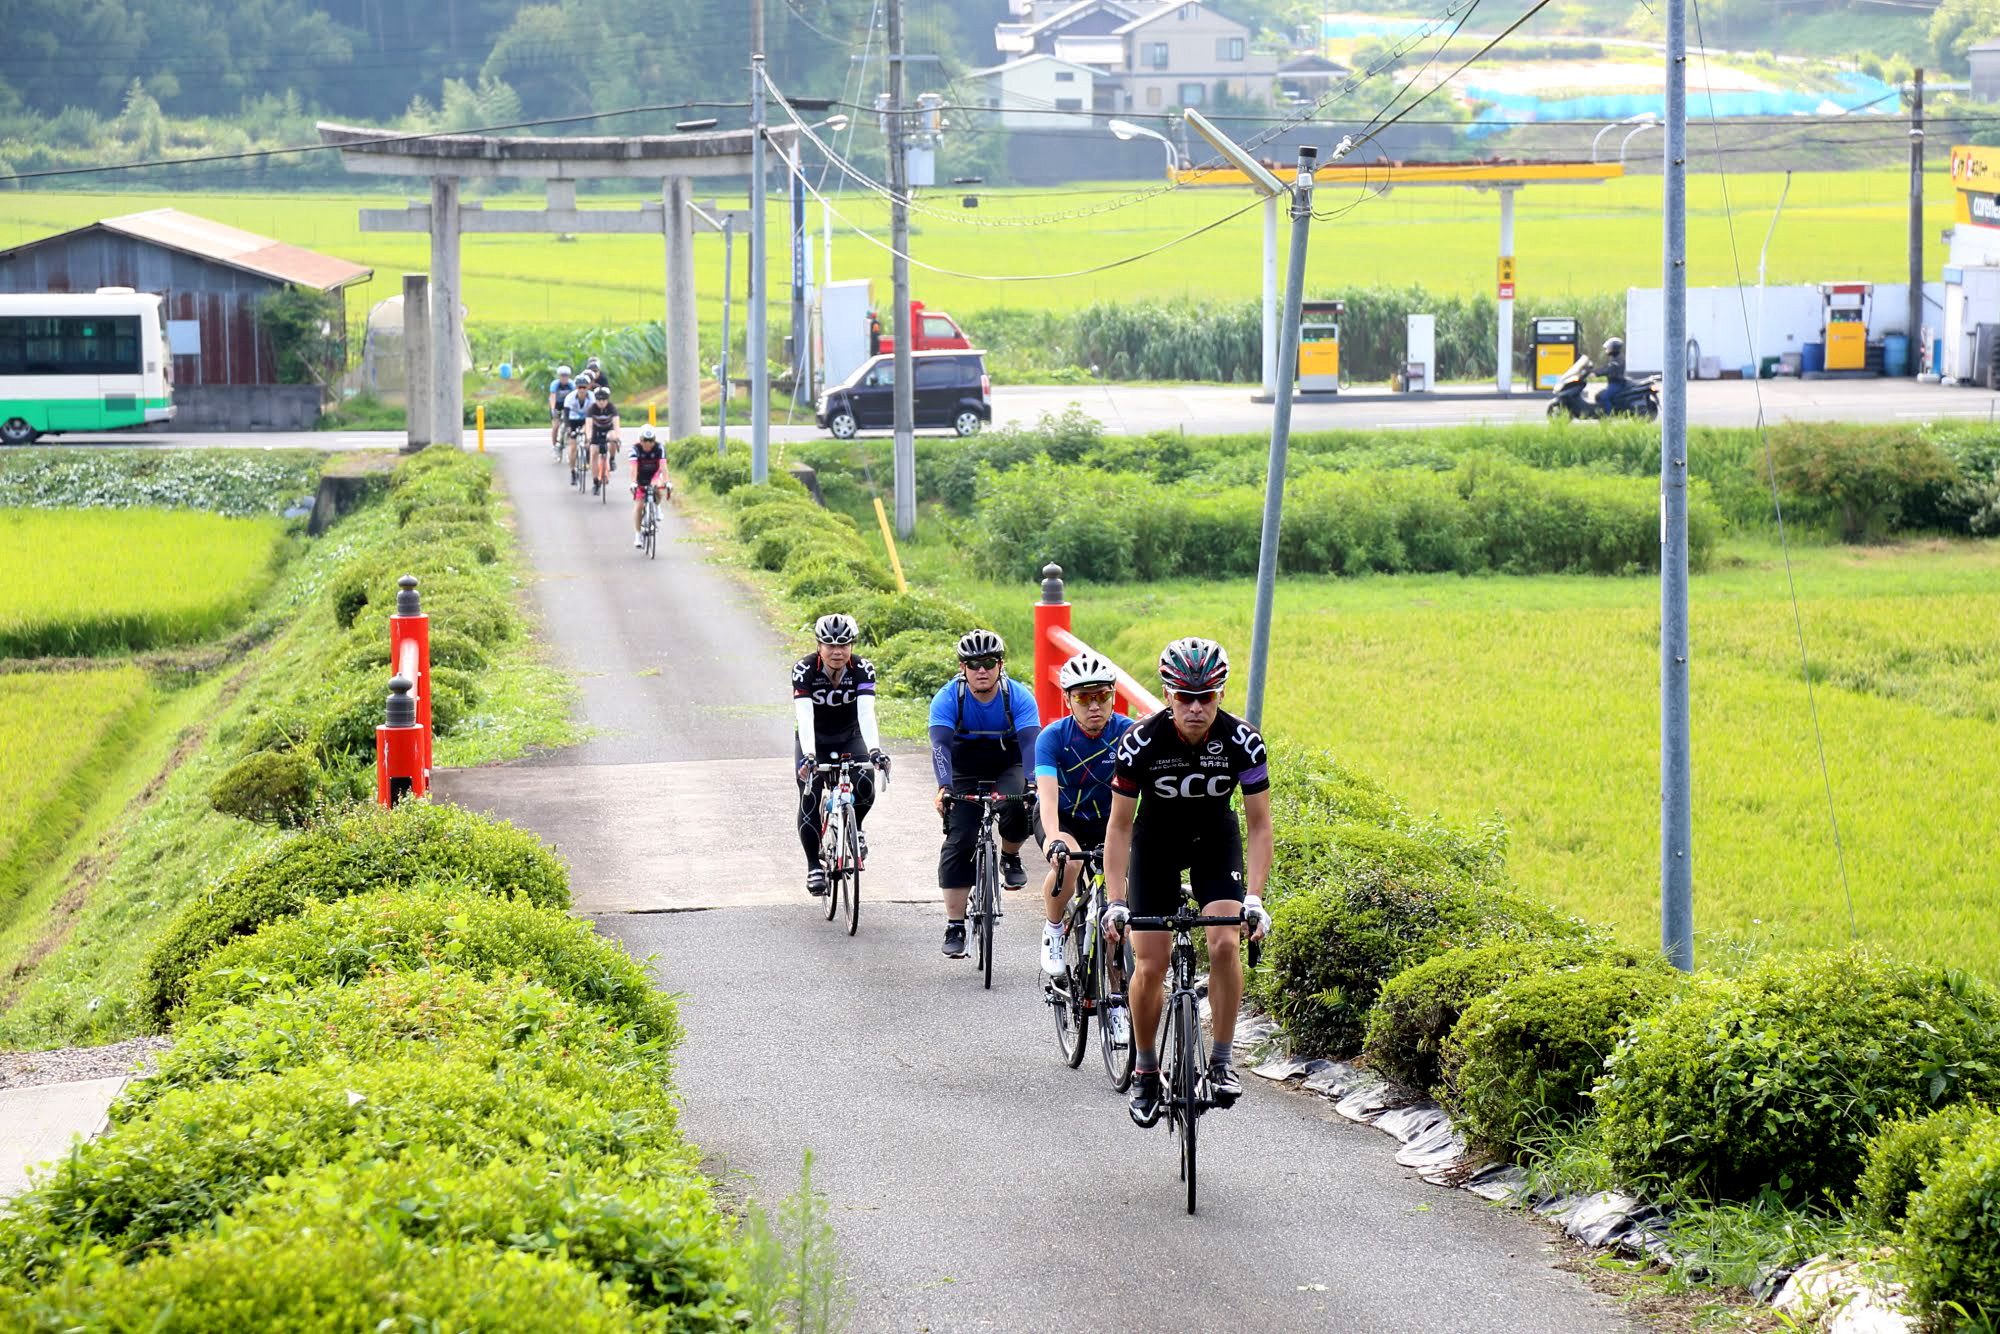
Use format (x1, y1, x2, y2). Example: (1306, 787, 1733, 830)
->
(1126, 913, 1248, 931)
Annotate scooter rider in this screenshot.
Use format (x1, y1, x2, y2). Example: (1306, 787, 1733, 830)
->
(1597, 337, 1628, 409)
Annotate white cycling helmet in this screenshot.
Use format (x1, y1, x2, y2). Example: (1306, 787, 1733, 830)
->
(814, 613, 859, 645)
(1059, 650, 1117, 693)
(556, 364, 572, 377)
(638, 424, 657, 442)
(956, 629, 1005, 662)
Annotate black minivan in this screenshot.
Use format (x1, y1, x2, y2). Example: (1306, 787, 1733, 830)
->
(816, 350, 991, 439)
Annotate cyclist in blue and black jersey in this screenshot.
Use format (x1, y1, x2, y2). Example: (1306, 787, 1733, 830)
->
(928, 629, 1040, 960)
(1032, 650, 1136, 980)
(547, 364, 574, 448)
(562, 372, 593, 474)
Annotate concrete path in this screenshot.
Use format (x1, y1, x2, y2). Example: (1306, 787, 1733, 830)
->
(431, 438, 1629, 1332)
(0, 1077, 126, 1197)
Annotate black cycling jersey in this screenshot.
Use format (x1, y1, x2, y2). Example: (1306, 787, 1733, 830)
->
(792, 653, 876, 755)
(1110, 708, 1269, 826)
(633, 443, 665, 486)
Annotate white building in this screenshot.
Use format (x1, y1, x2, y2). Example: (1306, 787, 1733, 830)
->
(992, 0, 1274, 114)
(1942, 142, 2000, 386)
(963, 54, 1108, 128)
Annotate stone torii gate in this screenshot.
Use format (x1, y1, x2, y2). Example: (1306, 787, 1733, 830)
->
(318, 122, 798, 445)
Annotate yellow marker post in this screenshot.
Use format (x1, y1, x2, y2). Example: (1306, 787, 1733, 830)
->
(873, 497, 909, 594)
(475, 404, 485, 452)
(648, 403, 658, 427)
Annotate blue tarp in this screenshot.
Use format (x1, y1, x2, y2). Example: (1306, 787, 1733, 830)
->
(1460, 72, 1899, 133)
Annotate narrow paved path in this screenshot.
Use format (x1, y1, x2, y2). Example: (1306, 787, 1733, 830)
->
(436, 439, 1627, 1333)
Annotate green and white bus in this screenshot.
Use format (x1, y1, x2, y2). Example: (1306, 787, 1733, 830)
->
(0, 289, 175, 444)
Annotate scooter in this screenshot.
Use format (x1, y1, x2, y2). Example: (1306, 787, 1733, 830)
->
(1546, 356, 1660, 421)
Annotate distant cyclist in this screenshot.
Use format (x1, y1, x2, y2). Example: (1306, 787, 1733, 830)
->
(1033, 650, 1136, 985)
(929, 629, 1040, 959)
(562, 372, 593, 473)
(547, 364, 574, 448)
(794, 614, 889, 896)
(584, 355, 609, 396)
(586, 385, 620, 494)
(1102, 637, 1273, 1126)
(630, 425, 669, 548)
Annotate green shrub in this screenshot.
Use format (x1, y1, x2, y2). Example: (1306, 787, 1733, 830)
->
(177, 885, 676, 1042)
(877, 635, 962, 699)
(751, 523, 857, 571)
(1595, 952, 2000, 1201)
(125, 968, 671, 1113)
(399, 517, 499, 564)
(1857, 1102, 1991, 1232)
(206, 747, 320, 827)
(141, 803, 568, 1020)
(1898, 1111, 2000, 1329)
(785, 556, 863, 602)
(1761, 422, 1962, 540)
(1443, 962, 1683, 1156)
(737, 501, 856, 547)
(1364, 938, 1636, 1093)
(0, 1055, 685, 1276)
(327, 565, 372, 628)
(7, 1222, 653, 1333)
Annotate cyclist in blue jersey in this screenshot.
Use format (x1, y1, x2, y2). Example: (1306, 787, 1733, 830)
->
(562, 372, 593, 475)
(928, 629, 1041, 959)
(547, 364, 574, 447)
(1032, 650, 1136, 981)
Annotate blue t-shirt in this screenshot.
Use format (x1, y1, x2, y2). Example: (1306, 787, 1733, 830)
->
(927, 676, 1039, 782)
(1034, 713, 1136, 825)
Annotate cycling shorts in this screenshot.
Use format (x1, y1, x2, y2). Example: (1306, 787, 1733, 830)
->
(1125, 814, 1244, 918)
(939, 767, 1029, 888)
(1034, 810, 1107, 858)
(591, 433, 614, 453)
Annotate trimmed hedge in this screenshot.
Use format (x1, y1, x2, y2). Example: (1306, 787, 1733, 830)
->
(1595, 951, 2000, 1201)
(141, 802, 568, 1021)
(1857, 1102, 1990, 1232)
(1898, 1110, 2000, 1329)
(206, 747, 321, 827)
(176, 884, 677, 1043)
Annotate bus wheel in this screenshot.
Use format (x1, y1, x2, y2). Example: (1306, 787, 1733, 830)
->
(0, 418, 37, 446)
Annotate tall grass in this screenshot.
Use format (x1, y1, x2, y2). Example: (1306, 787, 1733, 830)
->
(0, 510, 288, 657)
(0, 667, 151, 910)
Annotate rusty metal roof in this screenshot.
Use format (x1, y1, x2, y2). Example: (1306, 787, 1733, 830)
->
(85, 209, 371, 291)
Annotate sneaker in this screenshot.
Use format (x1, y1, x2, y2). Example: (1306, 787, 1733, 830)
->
(942, 922, 968, 959)
(1209, 1064, 1243, 1108)
(1001, 852, 1027, 890)
(1107, 1005, 1132, 1046)
(1128, 1071, 1164, 1128)
(805, 868, 828, 897)
(1039, 923, 1067, 977)
(633, 533, 644, 548)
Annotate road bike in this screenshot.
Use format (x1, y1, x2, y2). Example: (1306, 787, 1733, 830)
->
(550, 413, 566, 461)
(1127, 894, 1255, 1215)
(1046, 843, 1135, 1090)
(945, 787, 1027, 990)
(567, 425, 589, 493)
(590, 436, 615, 503)
(814, 755, 877, 936)
(636, 483, 663, 559)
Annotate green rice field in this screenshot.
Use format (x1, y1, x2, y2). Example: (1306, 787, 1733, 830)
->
(8, 168, 1957, 333)
(0, 667, 150, 907)
(0, 509, 287, 657)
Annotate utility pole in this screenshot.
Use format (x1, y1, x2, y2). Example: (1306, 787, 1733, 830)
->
(719, 216, 734, 455)
(1245, 145, 1317, 730)
(1661, 0, 1693, 973)
(887, 0, 915, 537)
(749, 1, 770, 484)
(1909, 67, 1925, 376)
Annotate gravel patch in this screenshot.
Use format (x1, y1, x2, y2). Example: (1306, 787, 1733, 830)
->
(0, 1037, 170, 1090)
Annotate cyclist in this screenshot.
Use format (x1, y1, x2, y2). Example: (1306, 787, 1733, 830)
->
(929, 629, 1040, 959)
(794, 613, 888, 896)
(1033, 650, 1136, 993)
(630, 425, 669, 548)
(584, 355, 609, 395)
(562, 372, 593, 474)
(586, 384, 620, 494)
(547, 364, 575, 448)
(1101, 637, 1273, 1126)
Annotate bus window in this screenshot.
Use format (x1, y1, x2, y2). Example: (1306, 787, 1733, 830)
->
(0, 316, 142, 375)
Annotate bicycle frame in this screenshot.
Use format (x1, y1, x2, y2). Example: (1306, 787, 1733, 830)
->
(948, 788, 1025, 989)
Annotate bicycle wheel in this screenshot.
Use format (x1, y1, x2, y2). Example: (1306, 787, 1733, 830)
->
(1052, 909, 1088, 1067)
(843, 816, 861, 936)
(821, 813, 840, 923)
(976, 843, 997, 990)
(1097, 927, 1136, 1091)
(1176, 990, 1201, 1215)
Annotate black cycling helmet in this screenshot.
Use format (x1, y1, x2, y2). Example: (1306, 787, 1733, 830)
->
(956, 629, 1004, 662)
(814, 613, 859, 645)
(1159, 637, 1229, 693)
(1602, 336, 1624, 358)
(593, 386, 610, 401)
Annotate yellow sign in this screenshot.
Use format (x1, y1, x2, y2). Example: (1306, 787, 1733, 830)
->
(1498, 256, 1516, 283)
(1952, 144, 2000, 229)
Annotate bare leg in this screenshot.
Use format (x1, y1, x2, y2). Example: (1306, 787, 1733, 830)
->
(1203, 910, 1244, 1048)
(944, 887, 969, 919)
(1128, 931, 1169, 1059)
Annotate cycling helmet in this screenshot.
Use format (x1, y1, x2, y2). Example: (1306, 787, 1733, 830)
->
(593, 386, 610, 401)
(956, 629, 1005, 662)
(1602, 336, 1624, 358)
(586, 356, 602, 369)
(575, 370, 594, 386)
(814, 613, 859, 645)
(556, 364, 572, 377)
(1058, 650, 1117, 693)
(1158, 637, 1229, 693)
(638, 424, 657, 442)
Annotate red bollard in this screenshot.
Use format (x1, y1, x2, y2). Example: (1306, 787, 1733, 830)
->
(376, 675, 427, 807)
(388, 575, 431, 779)
(1033, 563, 1071, 726)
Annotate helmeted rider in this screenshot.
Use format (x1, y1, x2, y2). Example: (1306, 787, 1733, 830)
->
(548, 364, 575, 447)
(1032, 649, 1137, 984)
(630, 424, 668, 546)
(1597, 336, 1628, 407)
(794, 614, 888, 897)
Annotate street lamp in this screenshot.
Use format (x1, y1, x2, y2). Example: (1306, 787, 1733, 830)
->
(1108, 118, 1182, 179)
(1620, 115, 1661, 165)
(1592, 111, 1658, 162)
(1180, 108, 1286, 403)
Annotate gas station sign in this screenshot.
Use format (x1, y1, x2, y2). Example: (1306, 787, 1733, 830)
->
(1497, 255, 1516, 299)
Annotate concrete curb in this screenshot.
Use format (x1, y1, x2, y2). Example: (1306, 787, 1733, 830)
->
(0, 1075, 128, 1198)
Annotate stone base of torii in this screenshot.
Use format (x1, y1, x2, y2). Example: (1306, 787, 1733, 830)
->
(318, 122, 794, 448)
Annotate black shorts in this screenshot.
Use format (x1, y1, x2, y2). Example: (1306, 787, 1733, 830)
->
(1034, 810, 1108, 856)
(1126, 815, 1245, 918)
(591, 435, 614, 453)
(939, 767, 1030, 888)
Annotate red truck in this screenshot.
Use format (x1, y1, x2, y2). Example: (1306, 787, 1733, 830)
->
(869, 300, 971, 356)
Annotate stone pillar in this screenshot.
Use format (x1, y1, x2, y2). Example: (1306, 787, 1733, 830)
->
(402, 273, 431, 452)
(665, 177, 700, 443)
(429, 175, 462, 446)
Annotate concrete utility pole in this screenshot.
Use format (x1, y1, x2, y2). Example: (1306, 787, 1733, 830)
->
(429, 176, 461, 446)
(1661, 0, 1693, 973)
(665, 177, 699, 441)
(1909, 67, 1925, 375)
(402, 273, 431, 451)
(888, 0, 916, 537)
(719, 216, 734, 454)
(750, 36, 771, 483)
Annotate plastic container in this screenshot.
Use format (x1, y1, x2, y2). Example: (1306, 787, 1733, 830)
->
(1801, 341, 1825, 374)
(1883, 334, 1909, 377)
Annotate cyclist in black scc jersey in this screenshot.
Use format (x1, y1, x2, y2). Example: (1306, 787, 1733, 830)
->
(1102, 637, 1274, 1127)
(794, 613, 889, 897)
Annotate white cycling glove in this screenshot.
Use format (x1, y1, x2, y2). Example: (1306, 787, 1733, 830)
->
(1243, 895, 1271, 943)
(1102, 902, 1131, 941)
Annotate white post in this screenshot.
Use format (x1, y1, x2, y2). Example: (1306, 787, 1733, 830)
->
(665, 177, 700, 443)
(1261, 194, 1278, 400)
(1496, 185, 1516, 395)
(428, 175, 461, 446)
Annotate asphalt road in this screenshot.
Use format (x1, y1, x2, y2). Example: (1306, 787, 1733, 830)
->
(35, 373, 2000, 452)
(431, 437, 1629, 1333)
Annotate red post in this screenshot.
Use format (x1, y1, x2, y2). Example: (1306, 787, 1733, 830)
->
(388, 575, 431, 779)
(375, 675, 427, 807)
(1032, 563, 1071, 726)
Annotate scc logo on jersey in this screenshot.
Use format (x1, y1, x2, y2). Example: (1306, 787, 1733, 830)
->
(1231, 723, 1266, 763)
(811, 688, 859, 707)
(1153, 773, 1237, 799)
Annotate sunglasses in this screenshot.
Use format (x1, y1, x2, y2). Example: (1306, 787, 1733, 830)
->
(1171, 689, 1219, 704)
(961, 657, 1002, 671)
(1068, 688, 1116, 707)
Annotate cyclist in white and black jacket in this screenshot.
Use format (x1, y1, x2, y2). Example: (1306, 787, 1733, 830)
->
(794, 613, 888, 897)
